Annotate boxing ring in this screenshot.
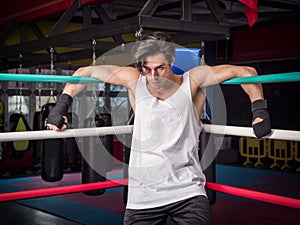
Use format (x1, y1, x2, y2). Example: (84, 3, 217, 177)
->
(0, 72, 300, 211)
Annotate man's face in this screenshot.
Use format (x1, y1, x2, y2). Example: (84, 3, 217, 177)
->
(141, 53, 172, 89)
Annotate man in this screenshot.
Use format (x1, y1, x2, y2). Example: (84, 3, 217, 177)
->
(47, 32, 271, 225)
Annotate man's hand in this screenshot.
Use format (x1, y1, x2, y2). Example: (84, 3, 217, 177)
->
(47, 93, 73, 131)
(251, 99, 272, 139)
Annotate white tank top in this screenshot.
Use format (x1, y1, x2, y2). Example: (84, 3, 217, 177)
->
(126, 72, 207, 209)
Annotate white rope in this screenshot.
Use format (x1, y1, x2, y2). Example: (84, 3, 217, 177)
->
(0, 125, 133, 142)
(0, 125, 299, 142)
(203, 124, 300, 141)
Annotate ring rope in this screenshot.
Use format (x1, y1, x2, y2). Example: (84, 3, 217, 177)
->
(205, 182, 300, 209)
(0, 125, 134, 142)
(0, 72, 299, 84)
(0, 179, 299, 209)
(0, 179, 128, 202)
(0, 72, 299, 210)
(222, 71, 300, 84)
(0, 73, 100, 84)
(0, 125, 299, 142)
(203, 124, 300, 141)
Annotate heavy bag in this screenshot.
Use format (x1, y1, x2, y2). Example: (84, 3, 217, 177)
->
(9, 113, 32, 158)
(64, 112, 80, 168)
(0, 100, 4, 132)
(41, 103, 64, 182)
(199, 118, 216, 205)
(0, 100, 4, 164)
(95, 113, 113, 172)
(123, 112, 134, 204)
(0, 142, 3, 164)
(81, 117, 107, 196)
(32, 110, 43, 165)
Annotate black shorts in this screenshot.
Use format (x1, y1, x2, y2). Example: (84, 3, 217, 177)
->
(124, 195, 213, 225)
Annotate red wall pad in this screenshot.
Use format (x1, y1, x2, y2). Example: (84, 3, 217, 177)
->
(232, 20, 300, 62)
(0, 0, 111, 29)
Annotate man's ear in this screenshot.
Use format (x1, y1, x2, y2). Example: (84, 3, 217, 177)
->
(170, 56, 175, 67)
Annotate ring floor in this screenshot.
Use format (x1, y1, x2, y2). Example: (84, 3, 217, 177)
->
(1, 164, 299, 225)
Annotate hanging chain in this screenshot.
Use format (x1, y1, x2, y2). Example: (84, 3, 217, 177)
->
(15, 54, 24, 113)
(92, 39, 96, 66)
(15, 83, 18, 112)
(19, 84, 23, 113)
(37, 83, 42, 110)
(50, 47, 55, 75)
(200, 41, 206, 66)
(49, 47, 55, 103)
(19, 54, 23, 70)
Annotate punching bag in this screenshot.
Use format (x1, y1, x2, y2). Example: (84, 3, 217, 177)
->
(32, 110, 43, 165)
(9, 112, 32, 158)
(123, 112, 134, 204)
(81, 112, 113, 196)
(95, 113, 113, 172)
(64, 112, 80, 170)
(0, 100, 4, 163)
(0, 100, 4, 132)
(41, 103, 64, 182)
(199, 118, 216, 205)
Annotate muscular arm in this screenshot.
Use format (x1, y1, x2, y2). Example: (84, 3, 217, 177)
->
(190, 64, 263, 103)
(47, 65, 139, 131)
(62, 65, 139, 98)
(190, 64, 271, 138)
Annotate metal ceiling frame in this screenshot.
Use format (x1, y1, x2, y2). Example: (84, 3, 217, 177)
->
(0, 0, 231, 69)
(0, 0, 299, 70)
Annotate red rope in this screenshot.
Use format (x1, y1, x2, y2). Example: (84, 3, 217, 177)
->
(206, 182, 300, 209)
(0, 179, 299, 210)
(0, 179, 128, 202)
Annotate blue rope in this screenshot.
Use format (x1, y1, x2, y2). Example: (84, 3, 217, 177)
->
(0, 73, 100, 84)
(222, 72, 300, 84)
(0, 72, 300, 84)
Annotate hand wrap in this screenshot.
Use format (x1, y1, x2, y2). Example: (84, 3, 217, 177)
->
(47, 93, 73, 128)
(251, 99, 271, 138)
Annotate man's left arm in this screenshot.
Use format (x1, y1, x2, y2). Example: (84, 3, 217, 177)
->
(190, 64, 272, 138)
(232, 66, 272, 139)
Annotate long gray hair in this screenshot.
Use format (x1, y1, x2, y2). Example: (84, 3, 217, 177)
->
(132, 32, 175, 71)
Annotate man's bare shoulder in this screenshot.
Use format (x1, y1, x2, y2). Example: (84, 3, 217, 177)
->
(117, 66, 140, 89)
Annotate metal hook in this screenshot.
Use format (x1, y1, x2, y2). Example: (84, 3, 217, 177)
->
(135, 27, 143, 38)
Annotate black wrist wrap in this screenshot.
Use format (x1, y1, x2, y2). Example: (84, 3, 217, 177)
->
(47, 93, 73, 128)
(251, 99, 271, 138)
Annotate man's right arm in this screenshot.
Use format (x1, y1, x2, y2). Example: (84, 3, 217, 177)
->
(47, 65, 139, 131)
(63, 65, 139, 98)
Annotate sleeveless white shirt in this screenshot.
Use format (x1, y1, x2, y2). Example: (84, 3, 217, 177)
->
(126, 72, 207, 209)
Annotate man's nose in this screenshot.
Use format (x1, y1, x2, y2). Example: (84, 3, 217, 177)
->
(150, 69, 158, 79)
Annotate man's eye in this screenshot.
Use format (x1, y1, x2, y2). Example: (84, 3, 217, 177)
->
(142, 67, 150, 73)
